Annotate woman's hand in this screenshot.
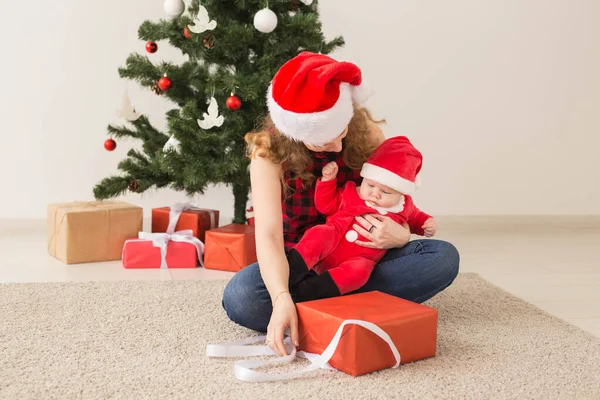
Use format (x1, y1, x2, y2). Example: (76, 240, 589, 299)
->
(266, 292, 299, 356)
(353, 214, 411, 249)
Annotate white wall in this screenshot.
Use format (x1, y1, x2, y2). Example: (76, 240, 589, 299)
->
(1, 0, 599, 221)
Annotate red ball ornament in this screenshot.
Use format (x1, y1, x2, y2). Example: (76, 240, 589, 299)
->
(104, 139, 117, 151)
(145, 41, 158, 53)
(158, 75, 172, 91)
(226, 95, 242, 111)
(184, 27, 191, 39)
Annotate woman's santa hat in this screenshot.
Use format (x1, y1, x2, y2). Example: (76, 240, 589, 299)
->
(360, 136, 423, 195)
(267, 52, 373, 146)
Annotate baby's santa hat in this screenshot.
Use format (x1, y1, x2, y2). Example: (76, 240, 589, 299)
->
(360, 136, 423, 195)
(267, 52, 373, 146)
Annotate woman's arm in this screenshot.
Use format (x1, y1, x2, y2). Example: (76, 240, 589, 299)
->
(249, 156, 299, 355)
(250, 156, 287, 300)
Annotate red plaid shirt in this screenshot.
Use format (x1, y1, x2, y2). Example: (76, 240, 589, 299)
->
(282, 151, 363, 252)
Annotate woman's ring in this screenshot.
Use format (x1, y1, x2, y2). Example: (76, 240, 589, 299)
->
(369, 225, 376, 233)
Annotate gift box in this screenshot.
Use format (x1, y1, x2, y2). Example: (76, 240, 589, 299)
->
(152, 203, 219, 242)
(204, 224, 257, 272)
(122, 230, 204, 269)
(47, 201, 143, 264)
(246, 206, 255, 226)
(296, 291, 438, 377)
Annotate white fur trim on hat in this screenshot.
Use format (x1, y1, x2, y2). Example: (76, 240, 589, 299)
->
(360, 163, 417, 195)
(351, 81, 374, 105)
(267, 83, 354, 146)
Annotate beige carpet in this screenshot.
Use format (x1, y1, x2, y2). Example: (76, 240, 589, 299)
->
(1, 274, 599, 400)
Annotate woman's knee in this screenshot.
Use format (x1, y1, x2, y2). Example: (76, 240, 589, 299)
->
(432, 239, 460, 287)
(221, 263, 271, 332)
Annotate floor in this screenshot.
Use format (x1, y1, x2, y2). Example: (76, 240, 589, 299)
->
(1, 218, 599, 338)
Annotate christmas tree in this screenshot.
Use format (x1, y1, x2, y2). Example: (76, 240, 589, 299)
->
(93, 0, 344, 224)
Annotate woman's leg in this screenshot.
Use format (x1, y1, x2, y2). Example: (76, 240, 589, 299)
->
(222, 263, 272, 333)
(352, 239, 460, 303)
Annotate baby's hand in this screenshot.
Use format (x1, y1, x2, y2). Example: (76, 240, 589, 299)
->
(422, 218, 437, 237)
(321, 162, 339, 181)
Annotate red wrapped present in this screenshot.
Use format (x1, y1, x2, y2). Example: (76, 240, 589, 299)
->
(122, 230, 205, 269)
(246, 206, 255, 227)
(204, 224, 256, 272)
(152, 202, 219, 243)
(296, 291, 438, 376)
(205, 291, 438, 381)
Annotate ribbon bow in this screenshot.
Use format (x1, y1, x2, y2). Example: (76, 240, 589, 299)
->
(138, 229, 205, 269)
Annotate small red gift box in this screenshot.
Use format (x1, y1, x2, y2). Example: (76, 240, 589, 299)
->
(204, 224, 256, 272)
(246, 206, 255, 227)
(297, 291, 438, 377)
(122, 231, 204, 269)
(151, 203, 219, 243)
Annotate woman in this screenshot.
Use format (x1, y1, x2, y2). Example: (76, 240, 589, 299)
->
(222, 52, 460, 357)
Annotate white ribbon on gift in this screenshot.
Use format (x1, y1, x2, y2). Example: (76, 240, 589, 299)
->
(206, 319, 401, 382)
(138, 230, 205, 269)
(167, 202, 218, 234)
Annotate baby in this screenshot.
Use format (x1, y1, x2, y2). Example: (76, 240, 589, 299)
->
(287, 136, 437, 302)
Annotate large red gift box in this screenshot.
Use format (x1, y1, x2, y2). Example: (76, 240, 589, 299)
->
(296, 291, 438, 377)
(122, 233, 202, 269)
(204, 224, 257, 272)
(152, 205, 219, 243)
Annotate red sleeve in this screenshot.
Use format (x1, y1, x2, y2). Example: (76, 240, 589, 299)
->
(315, 179, 343, 216)
(406, 199, 433, 236)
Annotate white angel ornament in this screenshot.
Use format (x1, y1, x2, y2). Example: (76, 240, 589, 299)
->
(116, 90, 142, 121)
(197, 97, 224, 130)
(188, 5, 217, 34)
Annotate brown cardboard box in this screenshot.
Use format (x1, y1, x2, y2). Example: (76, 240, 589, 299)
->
(47, 201, 143, 264)
(204, 224, 257, 272)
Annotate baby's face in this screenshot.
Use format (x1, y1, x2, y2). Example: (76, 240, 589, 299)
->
(359, 179, 403, 208)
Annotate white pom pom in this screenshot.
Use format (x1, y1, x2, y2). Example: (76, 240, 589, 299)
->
(164, 0, 185, 17)
(254, 8, 278, 33)
(352, 82, 375, 105)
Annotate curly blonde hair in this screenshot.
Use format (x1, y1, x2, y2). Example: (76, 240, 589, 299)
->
(245, 107, 383, 191)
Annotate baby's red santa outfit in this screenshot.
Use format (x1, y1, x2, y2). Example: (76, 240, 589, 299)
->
(287, 136, 433, 302)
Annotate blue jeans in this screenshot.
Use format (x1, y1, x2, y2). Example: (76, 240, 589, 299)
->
(222, 239, 460, 333)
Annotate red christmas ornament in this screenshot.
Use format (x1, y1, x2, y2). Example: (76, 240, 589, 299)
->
(226, 95, 242, 111)
(158, 75, 172, 91)
(145, 41, 158, 53)
(184, 27, 191, 39)
(104, 139, 117, 151)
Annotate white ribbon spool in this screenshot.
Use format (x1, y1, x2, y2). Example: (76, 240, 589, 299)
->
(206, 319, 401, 382)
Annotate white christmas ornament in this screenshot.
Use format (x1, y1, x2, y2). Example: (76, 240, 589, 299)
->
(164, 0, 185, 17)
(163, 135, 181, 153)
(116, 90, 141, 121)
(300, 0, 313, 4)
(197, 97, 224, 129)
(254, 8, 278, 33)
(188, 5, 217, 33)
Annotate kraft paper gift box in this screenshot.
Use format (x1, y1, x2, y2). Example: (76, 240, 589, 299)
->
(296, 291, 438, 377)
(203, 224, 257, 272)
(122, 230, 204, 269)
(47, 201, 143, 264)
(151, 204, 219, 243)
